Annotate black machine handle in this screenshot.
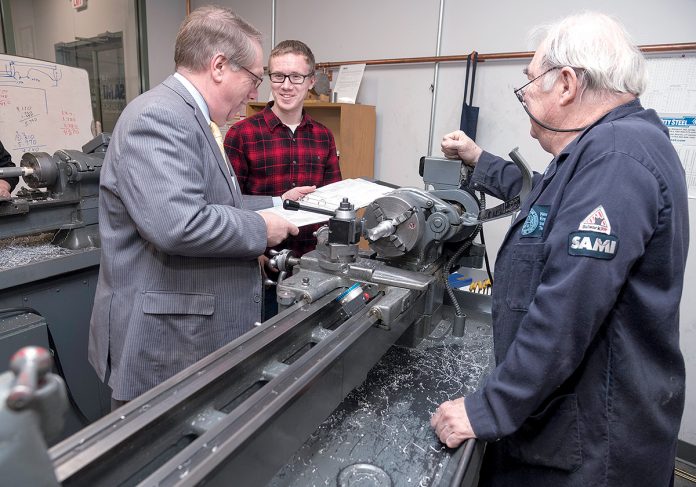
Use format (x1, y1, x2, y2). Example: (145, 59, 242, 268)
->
(283, 199, 336, 217)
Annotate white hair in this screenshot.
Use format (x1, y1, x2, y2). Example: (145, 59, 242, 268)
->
(531, 12, 646, 97)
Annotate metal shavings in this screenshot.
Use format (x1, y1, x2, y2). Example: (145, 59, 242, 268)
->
(0, 233, 86, 271)
(271, 311, 494, 486)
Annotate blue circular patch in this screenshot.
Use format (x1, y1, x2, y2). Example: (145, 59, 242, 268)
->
(521, 208, 539, 235)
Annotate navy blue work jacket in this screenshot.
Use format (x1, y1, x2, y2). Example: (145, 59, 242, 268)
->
(464, 99, 689, 486)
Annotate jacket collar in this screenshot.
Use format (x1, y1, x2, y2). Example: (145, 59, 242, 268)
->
(163, 75, 199, 112)
(510, 99, 644, 229)
(162, 75, 240, 199)
(557, 98, 643, 160)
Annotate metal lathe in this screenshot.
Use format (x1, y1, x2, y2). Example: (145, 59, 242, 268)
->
(0, 134, 113, 440)
(1, 150, 532, 486)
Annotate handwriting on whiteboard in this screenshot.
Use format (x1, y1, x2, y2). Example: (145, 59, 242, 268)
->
(0, 60, 62, 87)
(14, 130, 45, 152)
(0, 54, 92, 171)
(61, 109, 80, 136)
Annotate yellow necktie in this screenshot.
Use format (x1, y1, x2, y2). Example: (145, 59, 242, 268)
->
(209, 121, 226, 159)
(209, 121, 236, 189)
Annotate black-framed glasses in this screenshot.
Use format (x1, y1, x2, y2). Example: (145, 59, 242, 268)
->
(513, 66, 560, 103)
(238, 65, 263, 89)
(269, 72, 313, 85)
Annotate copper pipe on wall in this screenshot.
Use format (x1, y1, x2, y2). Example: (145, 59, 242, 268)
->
(315, 42, 696, 70)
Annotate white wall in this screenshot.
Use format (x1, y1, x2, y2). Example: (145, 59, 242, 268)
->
(145, 0, 696, 447)
(145, 0, 187, 87)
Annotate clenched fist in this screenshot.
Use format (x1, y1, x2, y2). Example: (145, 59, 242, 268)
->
(441, 130, 482, 167)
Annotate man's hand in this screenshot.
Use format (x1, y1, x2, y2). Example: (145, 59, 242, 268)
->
(441, 130, 483, 167)
(258, 254, 278, 280)
(282, 185, 316, 202)
(0, 180, 12, 199)
(430, 397, 476, 448)
(258, 211, 299, 247)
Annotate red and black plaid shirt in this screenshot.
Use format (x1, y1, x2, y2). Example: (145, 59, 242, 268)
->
(224, 102, 342, 257)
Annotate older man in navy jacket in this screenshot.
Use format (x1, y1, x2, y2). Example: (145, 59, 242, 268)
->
(432, 12, 688, 487)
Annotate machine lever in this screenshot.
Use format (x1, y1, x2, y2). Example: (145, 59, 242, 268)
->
(283, 199, 336, 217)
(462, 147, 534, 225)
(6, 346, 53, 410)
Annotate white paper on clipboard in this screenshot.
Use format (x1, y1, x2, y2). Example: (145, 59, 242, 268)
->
(259, 178, 393, 227)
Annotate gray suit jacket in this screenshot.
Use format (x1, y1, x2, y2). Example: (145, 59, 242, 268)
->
(88, 76, 273, 400)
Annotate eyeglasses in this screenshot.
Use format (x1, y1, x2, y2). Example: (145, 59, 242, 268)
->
(238, 65, 263, 89)
(513, 67, 560, 103)
(269, 72, 312, 85)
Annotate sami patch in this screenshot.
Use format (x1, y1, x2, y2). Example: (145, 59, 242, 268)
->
(521, 205, 550, 237)
(568, 231, 618, 260)
(578, 205, 611, 234)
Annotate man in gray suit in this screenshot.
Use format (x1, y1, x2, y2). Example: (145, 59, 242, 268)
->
(88, 6, 298, 408)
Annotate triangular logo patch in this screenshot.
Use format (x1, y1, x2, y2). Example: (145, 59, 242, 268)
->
(578, 205, 611, 235)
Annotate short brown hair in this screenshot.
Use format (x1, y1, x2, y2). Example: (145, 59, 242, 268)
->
(269, 40, 315, 73)
(174, 5, 262, 73)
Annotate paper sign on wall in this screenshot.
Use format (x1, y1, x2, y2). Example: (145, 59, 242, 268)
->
(332, 64, 366, 104)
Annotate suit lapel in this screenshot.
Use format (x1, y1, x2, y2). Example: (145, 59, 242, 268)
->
(162, 76, 242, 202)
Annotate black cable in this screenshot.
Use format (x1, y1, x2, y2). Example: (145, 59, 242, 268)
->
(520, 101, 589, 133)
(0, 307, 91, 425)
(444, 227, 479, 318)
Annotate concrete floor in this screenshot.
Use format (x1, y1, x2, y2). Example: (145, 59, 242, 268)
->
(675, 459, 696, 486)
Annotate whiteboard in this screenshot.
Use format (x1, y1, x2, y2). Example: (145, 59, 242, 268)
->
(0, 54, 94, 173)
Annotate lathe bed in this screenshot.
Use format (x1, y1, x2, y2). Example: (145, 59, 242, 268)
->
(272, 293, 493, 487)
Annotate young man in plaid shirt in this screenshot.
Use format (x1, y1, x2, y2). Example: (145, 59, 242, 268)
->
(225, 40, 342, 318)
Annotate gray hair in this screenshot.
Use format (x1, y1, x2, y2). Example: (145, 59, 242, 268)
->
(174, 5, 262, 73)
(532, 12, 646, 97)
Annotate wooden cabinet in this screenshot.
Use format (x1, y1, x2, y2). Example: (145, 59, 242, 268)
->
(246, 102, 376, 179)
